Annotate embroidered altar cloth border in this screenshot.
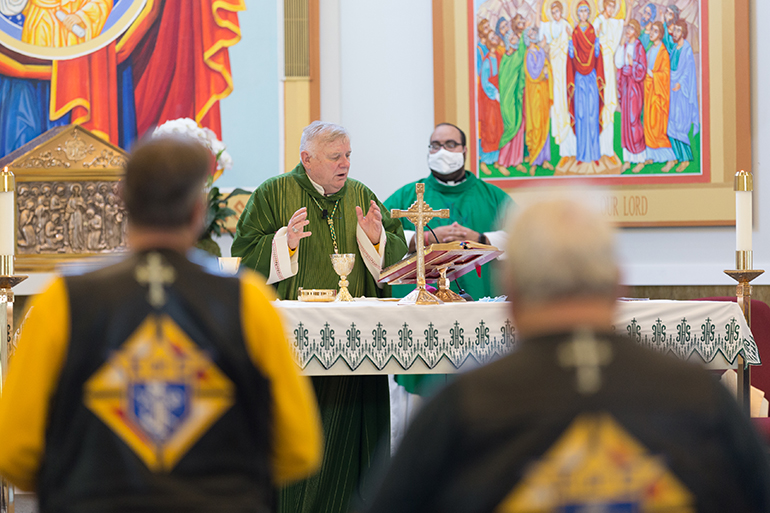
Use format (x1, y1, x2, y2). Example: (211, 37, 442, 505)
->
(274, 299, 760, 376)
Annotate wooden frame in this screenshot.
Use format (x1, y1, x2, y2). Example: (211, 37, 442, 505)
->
(433, 0, 750, 227)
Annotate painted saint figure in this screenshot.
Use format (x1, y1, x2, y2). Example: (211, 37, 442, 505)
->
(667, 19, 699, 173)
(477, 21, 505, 175)
(567, 0, 605, 164)
(539, 1, 576, 159)
(0, 0, 115, 48)
(524, 27, 554, 175)
(662, 4, 681, 55)
(639, 3, 657, 50)
(643, 22, 677, 171)
(498, 14, 528, 174)
(592, 0, 624, 160)
(614, 19, 647, 172)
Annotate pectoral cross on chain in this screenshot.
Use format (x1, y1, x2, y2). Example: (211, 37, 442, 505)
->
(390, 183, 449, 290)
(557, 330, 613, 395)
(135, 252, 177, 308)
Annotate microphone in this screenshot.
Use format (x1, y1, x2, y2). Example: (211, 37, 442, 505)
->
(322, 209, 328, 219)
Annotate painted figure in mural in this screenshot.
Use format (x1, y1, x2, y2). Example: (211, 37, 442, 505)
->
(592, 0, 623, 161)
(638, 2, 656, 49)
(495, 17, 514, 53)
(524, 27, 554, 175)
(539, 1, 576, 160)
(477, 21, 505, 175)
(644, 21, 677, 171)
(615, 19, 647, 172)
(667, 19, 699, 173)
(0, 0, 114, 47)
(498, 14, 528, 174)
(662, 3, 680, 54)
(567, 0, 605, 164)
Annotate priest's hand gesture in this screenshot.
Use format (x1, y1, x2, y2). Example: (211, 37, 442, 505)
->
(287, 207, 312, 250)
(356, 200, 383, 245)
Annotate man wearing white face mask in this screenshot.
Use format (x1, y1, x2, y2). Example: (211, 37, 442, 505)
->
(385, 123, 514, 302)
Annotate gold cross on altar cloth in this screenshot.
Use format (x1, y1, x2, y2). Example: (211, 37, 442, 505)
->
(135, 252, 177, 308)
(557, 330, 613, 395)
(390, 183, 449, 304)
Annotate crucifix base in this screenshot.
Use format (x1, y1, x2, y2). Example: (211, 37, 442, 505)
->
(398, 286, 444, 306)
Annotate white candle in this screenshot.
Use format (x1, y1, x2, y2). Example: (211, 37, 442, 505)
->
(0, 191, 13, 257)
(736, 190, 752, 251)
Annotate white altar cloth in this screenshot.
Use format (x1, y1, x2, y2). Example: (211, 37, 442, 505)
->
(275, 299, 760, 375)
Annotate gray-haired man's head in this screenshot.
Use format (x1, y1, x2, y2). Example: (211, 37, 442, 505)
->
(299, 121, 352, 195)
(505, 199, 618, 306)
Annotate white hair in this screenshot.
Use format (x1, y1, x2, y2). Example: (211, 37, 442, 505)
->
(505, 199, 618, 304)
(299, 121, 349, 156)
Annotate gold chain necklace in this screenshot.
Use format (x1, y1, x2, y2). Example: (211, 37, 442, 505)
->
(310, 196, 341, 254)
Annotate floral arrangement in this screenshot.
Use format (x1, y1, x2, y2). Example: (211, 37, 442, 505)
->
(152, 118, 233, 181)
(152, 118, 247, 257)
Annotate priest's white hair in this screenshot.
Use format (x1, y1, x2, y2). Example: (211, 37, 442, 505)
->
(299, 121, 349, 155)
(505, 198, 618, 304)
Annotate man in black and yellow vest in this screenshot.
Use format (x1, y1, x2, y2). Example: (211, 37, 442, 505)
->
(0, 136, 322, 512)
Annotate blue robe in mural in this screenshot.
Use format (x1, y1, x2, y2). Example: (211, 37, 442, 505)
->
(667, 39, 699, 162)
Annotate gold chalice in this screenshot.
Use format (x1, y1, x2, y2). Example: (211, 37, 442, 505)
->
(330, 253, 356, 302)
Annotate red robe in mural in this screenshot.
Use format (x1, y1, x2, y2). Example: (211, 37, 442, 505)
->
(478, 46, 504, 155)
(0, 0, 243, 147)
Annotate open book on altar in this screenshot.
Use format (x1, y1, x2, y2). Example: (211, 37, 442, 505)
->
(378, 240, 503, 285)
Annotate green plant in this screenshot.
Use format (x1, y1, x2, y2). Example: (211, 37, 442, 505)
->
(196, 184, 251, 257)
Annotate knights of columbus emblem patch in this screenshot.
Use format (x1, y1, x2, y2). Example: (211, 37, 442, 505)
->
(495, 413, 694, 512)
(84, 315, 234, 472)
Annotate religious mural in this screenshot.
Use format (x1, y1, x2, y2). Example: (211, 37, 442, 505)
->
(0, 0, 245, 158)
(473, 0, 702, 180)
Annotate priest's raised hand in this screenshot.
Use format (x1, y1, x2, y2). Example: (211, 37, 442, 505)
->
(355, 199, 383, 244)
(287, 206, 312, 250)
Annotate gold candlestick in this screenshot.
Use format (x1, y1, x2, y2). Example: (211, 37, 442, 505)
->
(725, 169, 762, 414)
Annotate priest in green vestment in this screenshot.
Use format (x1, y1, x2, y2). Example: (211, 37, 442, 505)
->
(384, 123, 513, 418)
(232, 121, 408, 513)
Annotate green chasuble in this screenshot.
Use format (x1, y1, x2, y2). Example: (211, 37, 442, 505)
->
(498, 42, 526, 148)
(232, 164, 407, 513)
(384, 171, 513, 396)
(232, 163, 407, 300)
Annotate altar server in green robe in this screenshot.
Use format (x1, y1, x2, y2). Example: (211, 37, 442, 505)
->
(384, 123, 514, 427)
(232, 121, 408, 513)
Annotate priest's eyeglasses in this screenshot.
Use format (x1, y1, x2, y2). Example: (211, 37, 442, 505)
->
(429, 140, 462, 152)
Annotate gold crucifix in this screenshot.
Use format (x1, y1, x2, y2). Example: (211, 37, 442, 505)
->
(390, 183, 449, 305)
(135, 252, 177, 308)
